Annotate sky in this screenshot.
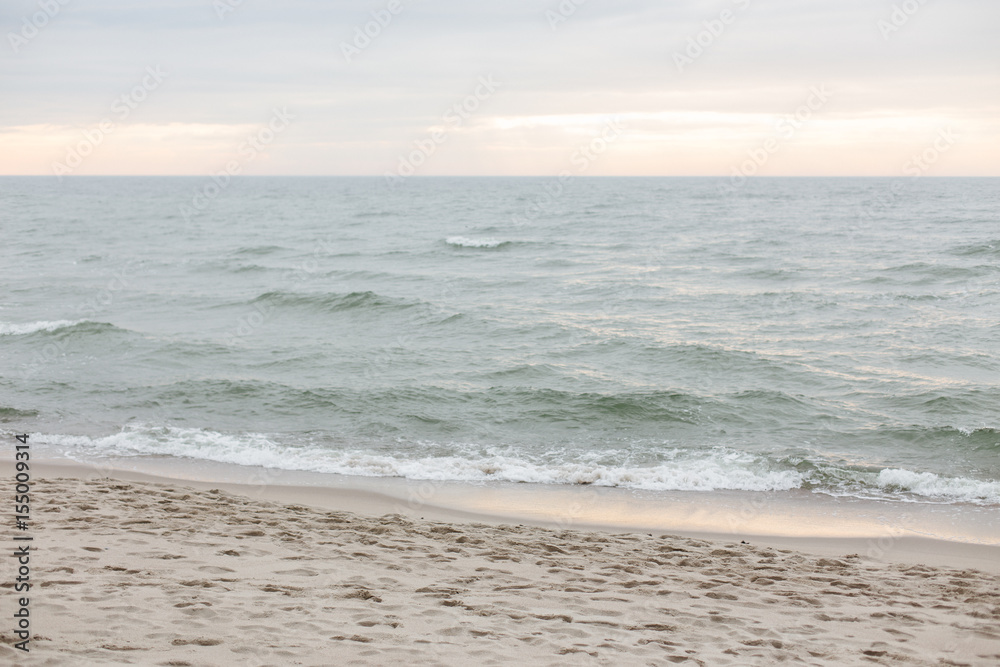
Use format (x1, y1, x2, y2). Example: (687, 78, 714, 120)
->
(1, 0, 998, 176)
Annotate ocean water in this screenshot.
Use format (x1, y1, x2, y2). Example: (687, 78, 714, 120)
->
(2, 176, 998, 506)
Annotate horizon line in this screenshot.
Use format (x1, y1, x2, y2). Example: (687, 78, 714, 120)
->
(2, 174, 998, 179)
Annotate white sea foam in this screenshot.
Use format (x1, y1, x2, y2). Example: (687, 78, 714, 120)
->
(0, 320, 83, 335)
(35, 427, 1000, 504)
(39, 427, 801, 492)
(875, 468, 1000, 504)
(445, 236, 506, 249)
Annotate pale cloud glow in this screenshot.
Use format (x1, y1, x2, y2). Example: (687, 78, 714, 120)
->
(1, 0, 997, 176)
(1, 122, 279, 175)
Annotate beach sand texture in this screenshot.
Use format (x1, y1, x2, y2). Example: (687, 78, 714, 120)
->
(2, 476, 999, 666)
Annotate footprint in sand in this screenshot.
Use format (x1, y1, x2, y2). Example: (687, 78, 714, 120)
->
(170, 638, 223, 646)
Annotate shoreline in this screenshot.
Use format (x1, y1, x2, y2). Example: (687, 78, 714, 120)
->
(22, 456, 1000, 574)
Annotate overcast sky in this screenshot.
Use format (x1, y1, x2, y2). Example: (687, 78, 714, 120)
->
(2, 0, 997, 176)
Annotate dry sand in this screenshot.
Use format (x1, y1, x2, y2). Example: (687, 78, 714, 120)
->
(2, 471, 1000, 666)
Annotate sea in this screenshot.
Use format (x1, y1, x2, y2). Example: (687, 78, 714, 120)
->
(2, 176, 998, 507)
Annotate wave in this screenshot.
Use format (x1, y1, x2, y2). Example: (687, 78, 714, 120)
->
(108, 378, 1000, 453)
(948, 240, 999, 257)
(44, 428, 801, 492)
(480, 364, 562, 381)
(232, 245, 288, 256)
(37, 427, 1000, 505)
(875, 468, 1000, 504)
(125, 381, 708, 433)
(738, 268, 802, 281)
(0, 320, 85, 336)
(0, 407, 39, 421)
(230, 264, 272, 274)
(445, 236, 510, 249)
(881, 262, 996, 280)
(864, 424, 1000, 452)
(809, 464, 1000, 505)
(0, 320, 128, 338)
(16, 321, 129, 340)
(249, 290, 420, 314)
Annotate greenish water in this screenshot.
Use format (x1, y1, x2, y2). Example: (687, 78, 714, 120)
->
(2, 176, 998, 505)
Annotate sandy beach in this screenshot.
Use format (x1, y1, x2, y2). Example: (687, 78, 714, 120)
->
(6, 0, 1000, 663)
(1, 462, 998, 666)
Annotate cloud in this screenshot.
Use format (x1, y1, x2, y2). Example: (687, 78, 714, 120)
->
(1, 0, 997, 175)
